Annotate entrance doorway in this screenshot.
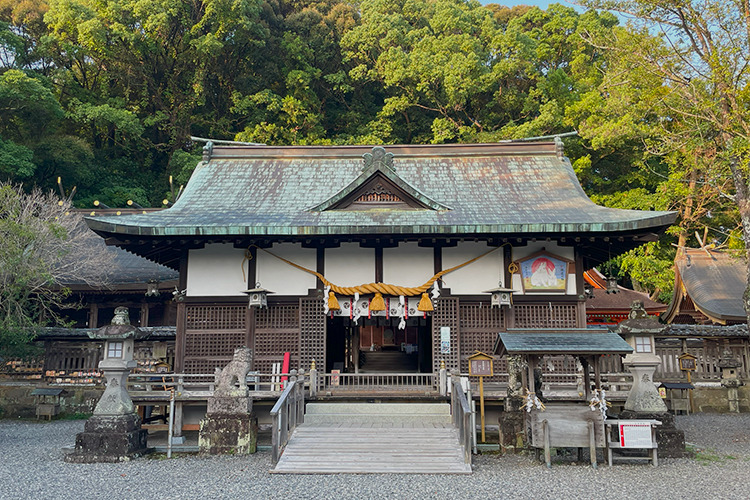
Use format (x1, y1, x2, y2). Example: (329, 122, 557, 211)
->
(325, 316, 433, 374)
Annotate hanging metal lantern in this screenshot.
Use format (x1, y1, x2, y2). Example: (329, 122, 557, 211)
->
(145, 279, 160, 297)
(243, 282, 273, 308)
(483, 285, 515, 308)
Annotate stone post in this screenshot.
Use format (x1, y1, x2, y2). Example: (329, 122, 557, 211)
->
(439, 359, 447, 396)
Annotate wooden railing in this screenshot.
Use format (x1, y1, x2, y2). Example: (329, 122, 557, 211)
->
(270, 371, 306, 465)
(126, 371, 294, 400)
(310, 372, 437, 395)
(450, 376, 472, 465)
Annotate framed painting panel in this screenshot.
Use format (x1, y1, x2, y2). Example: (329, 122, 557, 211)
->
(516, 251, 573, 293)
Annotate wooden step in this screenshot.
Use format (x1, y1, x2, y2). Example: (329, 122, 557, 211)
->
(272, 403, 471, 474)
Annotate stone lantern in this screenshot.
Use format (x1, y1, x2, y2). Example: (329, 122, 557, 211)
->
(615, 301, 686, 458)
(616, 301, 667, 413)
(717, 349, 743, 412)
(66, 307, 149, 463)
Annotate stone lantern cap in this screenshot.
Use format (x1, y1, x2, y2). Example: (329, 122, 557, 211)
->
(86, 306, 147, 340)
(717, 350, 742, 369)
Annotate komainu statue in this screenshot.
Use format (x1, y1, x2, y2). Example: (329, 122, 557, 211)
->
(214, 347, 253, 397)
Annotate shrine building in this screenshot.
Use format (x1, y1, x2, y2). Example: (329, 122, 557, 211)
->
(85, 141, 676, 396)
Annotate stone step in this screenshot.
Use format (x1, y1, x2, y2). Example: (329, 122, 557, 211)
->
(306, 402, 450, 415)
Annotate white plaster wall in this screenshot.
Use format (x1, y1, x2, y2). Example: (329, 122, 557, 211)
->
(187, 244, 248, 297)
(441, 242, 504, 295)
(325, 243, 375, 287)
(511, 242, 577, 295)
(511, 241, 574, 262)
(256, 243, 317, 296)
(383, 242, 434, 288)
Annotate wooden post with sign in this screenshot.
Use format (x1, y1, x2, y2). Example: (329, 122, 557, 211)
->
(468, 351, 493, 443)
(678, 353, 697, 414)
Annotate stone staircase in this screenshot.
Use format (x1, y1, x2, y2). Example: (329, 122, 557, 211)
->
(271, 402, 471, 474)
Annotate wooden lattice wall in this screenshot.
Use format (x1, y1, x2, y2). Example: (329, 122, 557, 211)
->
(459, 302, 507, 381)
(432, 297, 460, 374)
(183, 305, 247, 374)
(513, 303, 578, 329)
(299, 297, 325, 371)
(254, 303, 300, 373)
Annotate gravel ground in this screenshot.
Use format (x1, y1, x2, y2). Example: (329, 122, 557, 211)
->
(1, 414, 749, 500)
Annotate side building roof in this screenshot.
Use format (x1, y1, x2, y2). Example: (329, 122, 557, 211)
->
(663, 248, 747, 324)
(86, 142, 676, 268)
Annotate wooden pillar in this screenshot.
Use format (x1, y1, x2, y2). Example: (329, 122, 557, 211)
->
(89, 303, 99, 328)
(594, 355, 602, 390)
(140, 303, 149, 327)
(316, 247, 325, 290)
(581, 356, 592, 399)
(375, 246, 383, 283)
(174, 250, 188, 373)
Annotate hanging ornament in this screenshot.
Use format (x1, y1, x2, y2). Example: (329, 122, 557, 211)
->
(370, 292, 386, 312)
(386, 297, 390, 319)
(327, 291, 340, 312)
(431, 280, 440, 299)
(418, 292, 433, 313)
(367, 298, 372, 319)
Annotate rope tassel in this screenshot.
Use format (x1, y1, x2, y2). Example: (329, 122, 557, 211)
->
(328, 291, 340, 311)
(370, 292, 386, 311)
(417, 292, 433, 312)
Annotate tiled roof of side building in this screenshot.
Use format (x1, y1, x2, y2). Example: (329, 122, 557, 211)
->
(675, 248, 746, 323)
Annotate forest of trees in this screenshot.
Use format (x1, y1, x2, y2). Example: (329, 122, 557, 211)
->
(1, 0, 747, 304)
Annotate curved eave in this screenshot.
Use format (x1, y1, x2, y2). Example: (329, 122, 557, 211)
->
(85, 213, 677, 238)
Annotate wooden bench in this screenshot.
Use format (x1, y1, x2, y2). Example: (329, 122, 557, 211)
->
(605, 419, 660, 466)
(527, 403, 605, 468)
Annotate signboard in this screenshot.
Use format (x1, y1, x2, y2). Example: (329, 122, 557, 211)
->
(331, 369, 340, 386)
(468, 351, 494, 377)
(678, 353, 697, 371)
(440, 326, 451, 354)
(619, 422, 653, 448)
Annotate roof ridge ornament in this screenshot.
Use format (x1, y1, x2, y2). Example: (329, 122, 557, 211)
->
(363, 146, 395, 172)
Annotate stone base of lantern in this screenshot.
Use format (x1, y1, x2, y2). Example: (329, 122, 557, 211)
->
(65, 413, 148, 463)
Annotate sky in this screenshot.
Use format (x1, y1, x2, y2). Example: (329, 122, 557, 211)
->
(482, 0, 583, 11)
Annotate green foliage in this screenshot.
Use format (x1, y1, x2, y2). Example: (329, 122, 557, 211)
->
(0, 182, 113, 359)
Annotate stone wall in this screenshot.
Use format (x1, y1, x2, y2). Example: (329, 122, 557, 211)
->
(0, 382, 102, 418)
(692, 385, 750, 413)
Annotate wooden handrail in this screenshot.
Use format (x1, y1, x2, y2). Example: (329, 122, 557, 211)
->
(270, 371, 305, 465)
(450, 376, 472, 464)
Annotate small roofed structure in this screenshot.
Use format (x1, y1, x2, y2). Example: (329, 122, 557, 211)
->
(663, 248, 747, 325)
(584, 268, 666, 325)
(493, 329, 633, 400)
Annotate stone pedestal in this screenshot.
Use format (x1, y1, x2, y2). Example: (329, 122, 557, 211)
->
(66, 413, 148, 463)
(199, 411, 258, 455)
(498, 400, 525, 455)
(624, 362, 668, 413)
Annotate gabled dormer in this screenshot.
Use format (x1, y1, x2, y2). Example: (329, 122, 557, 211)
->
(308, 146, 451, 212)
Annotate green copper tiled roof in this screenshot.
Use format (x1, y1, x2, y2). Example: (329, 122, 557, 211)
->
(494, 330, 634, 356)
(86, 143, 676, 238)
